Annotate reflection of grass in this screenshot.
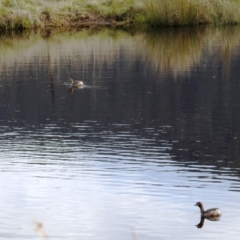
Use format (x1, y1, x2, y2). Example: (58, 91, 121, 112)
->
(141, 26, 240, 76)
(1, 27, 240, 78)
(141, 28, 205, 76)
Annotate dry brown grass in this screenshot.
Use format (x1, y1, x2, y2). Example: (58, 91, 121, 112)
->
(1, 0, 240, 31)
(142, 0, 240, 26)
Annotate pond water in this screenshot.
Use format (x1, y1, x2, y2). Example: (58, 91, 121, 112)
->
(0, 27, 240, 239)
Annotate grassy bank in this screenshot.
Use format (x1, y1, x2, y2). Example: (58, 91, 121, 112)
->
(1, 0, 240, 32)
(0, 0, 143, 32)
(143, 0, 240, 26)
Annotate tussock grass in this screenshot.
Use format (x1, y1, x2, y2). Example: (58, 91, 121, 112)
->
(143, 0, 240, 26)
(0, 0, 142, 32)
(1, 0, 240, 31)
(0, 0, 89, 31)
(86, 0, 143, 25)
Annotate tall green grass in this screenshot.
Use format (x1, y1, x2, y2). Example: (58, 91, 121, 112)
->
(1, 0, 240, 31)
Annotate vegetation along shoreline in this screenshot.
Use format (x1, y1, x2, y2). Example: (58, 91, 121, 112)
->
(1, 0, 240, 32)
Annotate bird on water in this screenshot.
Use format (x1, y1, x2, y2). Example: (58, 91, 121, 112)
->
(195, 202, 221, 217)
(68, 78, 84, 88)
(195, 202, 222, 228)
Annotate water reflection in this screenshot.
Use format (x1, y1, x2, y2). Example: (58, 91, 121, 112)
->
(1, 28, 240, 175)
(142, 27, 240, 77)
(1, 26, 240, 77)
(196, 215, 221, 229)
(0, 28, 240, 239)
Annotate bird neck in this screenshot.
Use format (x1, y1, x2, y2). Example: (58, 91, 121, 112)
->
(198, 204, 205, 213)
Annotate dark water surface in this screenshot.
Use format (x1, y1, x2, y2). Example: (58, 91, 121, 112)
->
(0, 27, 240, 239)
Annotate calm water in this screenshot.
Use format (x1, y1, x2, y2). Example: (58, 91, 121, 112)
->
(0, 27, 240, 239)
